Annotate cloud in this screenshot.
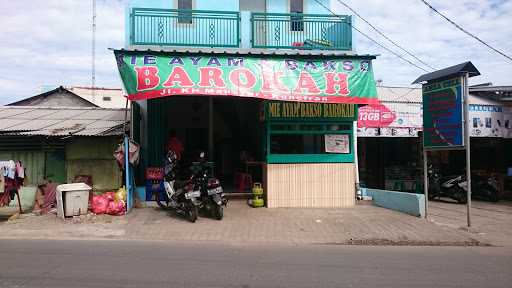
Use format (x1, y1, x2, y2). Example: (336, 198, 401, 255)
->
(331, 0, 512, 87)
(0, 0, 510, 104)
(0, 0, 127, 104)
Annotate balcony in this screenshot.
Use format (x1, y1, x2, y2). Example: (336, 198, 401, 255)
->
(128, 9, 352, 51)
(251, 13, 352, 50)
(130, 8, 240, 48)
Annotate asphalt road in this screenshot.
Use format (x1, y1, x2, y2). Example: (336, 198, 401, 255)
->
(0, 240, 510, 288)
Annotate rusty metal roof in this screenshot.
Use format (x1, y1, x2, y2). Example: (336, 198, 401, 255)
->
(0, 106, 128, 136)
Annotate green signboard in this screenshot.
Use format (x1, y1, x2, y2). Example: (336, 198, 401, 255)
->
(114, 50, 378, 104)
(423, 77, 464, 148)
(265, 101, 357, 122)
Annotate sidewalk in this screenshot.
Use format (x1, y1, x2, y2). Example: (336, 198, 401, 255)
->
(0, 200, 493, 246)
(429, 200, 512, 247)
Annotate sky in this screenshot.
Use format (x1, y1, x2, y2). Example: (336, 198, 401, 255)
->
(0, 0, 511, 104)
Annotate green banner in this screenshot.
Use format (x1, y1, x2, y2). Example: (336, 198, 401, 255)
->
(114, 50, 378, 104)
(266, 101, 357, 121)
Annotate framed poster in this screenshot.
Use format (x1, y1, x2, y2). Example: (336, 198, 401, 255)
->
(325, 134, 350, 154)
(422, 77, 464, 149)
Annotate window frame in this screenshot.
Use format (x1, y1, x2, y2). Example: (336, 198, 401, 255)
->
(177, 0, 193, 24)
(289, 0, 304, 32)
(265, 121, 354, 164)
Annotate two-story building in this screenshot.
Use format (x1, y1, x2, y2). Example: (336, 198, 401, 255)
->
(115, 0, 379, 208)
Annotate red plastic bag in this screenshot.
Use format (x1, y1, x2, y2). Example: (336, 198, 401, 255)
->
(106, 200, 125, 216)
(104, 191, 116, 201)
(91, 195, 109, 214)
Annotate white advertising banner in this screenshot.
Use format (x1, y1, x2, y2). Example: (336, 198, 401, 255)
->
(357, 102, 512, 138)
(357, 102, 423, 137)
(469, 104, 512, 138)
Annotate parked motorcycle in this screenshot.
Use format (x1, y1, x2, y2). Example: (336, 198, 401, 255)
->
(461, 174, 500, 202)
(190, 152, 227, 220)
(428, 166, 500, 203)
(156, 150, 200, 223)
(427, 166, 467, 204)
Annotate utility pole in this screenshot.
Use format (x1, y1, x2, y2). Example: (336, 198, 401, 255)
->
(92, 0, 96, 102)
(463, 73, 472, 227)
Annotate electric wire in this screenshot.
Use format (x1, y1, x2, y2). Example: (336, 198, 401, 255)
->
(420, 0, 512, 63)
(313, 0, 430, 72)
(333, 0, 436, 71)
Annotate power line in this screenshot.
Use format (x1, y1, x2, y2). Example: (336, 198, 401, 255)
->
(420, 0, 512, 63)
(333, 0, 436, 71)
(313, 0, 430, 72)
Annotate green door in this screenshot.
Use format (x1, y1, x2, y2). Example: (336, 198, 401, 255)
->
(45, 150, 66, 184)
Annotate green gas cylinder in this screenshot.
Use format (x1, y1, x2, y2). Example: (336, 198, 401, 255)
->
(250, 183, 264, 207)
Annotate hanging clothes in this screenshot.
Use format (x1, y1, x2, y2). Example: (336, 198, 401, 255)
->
(0, 168, 8, 206)
(0, 178, 18, 206)
(0, 160, 16, 179)
(15, 161, 24, 179)
(0, 160, 24, 207)
(0, 168, 4, 194)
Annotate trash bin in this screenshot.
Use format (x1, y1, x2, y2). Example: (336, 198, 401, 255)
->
(56, 183, 92, 219)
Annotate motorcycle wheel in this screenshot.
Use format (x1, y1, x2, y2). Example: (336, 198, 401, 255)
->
(214, 205, 223, 220)
(187, 203, 198, 223)
(488, 191, 500, 202)
(155, 192, 170, 209)
(456, 190, 467, 204)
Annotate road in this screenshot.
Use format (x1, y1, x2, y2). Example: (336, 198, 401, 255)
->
(0, 240, 510, 288)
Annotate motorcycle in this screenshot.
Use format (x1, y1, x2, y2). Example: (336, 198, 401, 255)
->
(461, 174, 500, 202)
(190, 152, 227, 220)
(156, 150, 200, 223)
(427, 166, 467, 204)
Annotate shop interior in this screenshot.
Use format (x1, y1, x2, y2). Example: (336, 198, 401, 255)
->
(358, 137, 422, 192)
(150, 96, 265, 192)
(358, 136, 512, 199)
(139, 97, 357, 194)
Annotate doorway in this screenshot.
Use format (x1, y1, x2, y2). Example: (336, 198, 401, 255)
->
(149, 96, 264, 191)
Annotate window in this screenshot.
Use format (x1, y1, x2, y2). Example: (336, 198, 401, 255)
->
(290, 0, 304, 31)
(178, 0, 193, 24)
(103, 96, 111, 101)
(266, 122, 353, 163)
(270, 134, 326, 154)
(270, 133, 350, 154)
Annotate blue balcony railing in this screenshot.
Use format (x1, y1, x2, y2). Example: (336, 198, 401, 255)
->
(129, 8, 240, 48)
(251, 13, 352, 50)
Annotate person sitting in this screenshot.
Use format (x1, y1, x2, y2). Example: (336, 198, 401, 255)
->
(166, 130, 184, 160)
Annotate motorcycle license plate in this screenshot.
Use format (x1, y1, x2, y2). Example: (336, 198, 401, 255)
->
(208, 187, 223, 195)
(185, 190, 201, 199)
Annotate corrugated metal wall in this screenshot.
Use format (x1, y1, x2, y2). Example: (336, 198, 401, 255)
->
(0, 151, 45, 186)
(65, 137, 122, 192)
(0, 136, 66, 186)
(266, 163, 356, 208)
(0, 136, 122, 190)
